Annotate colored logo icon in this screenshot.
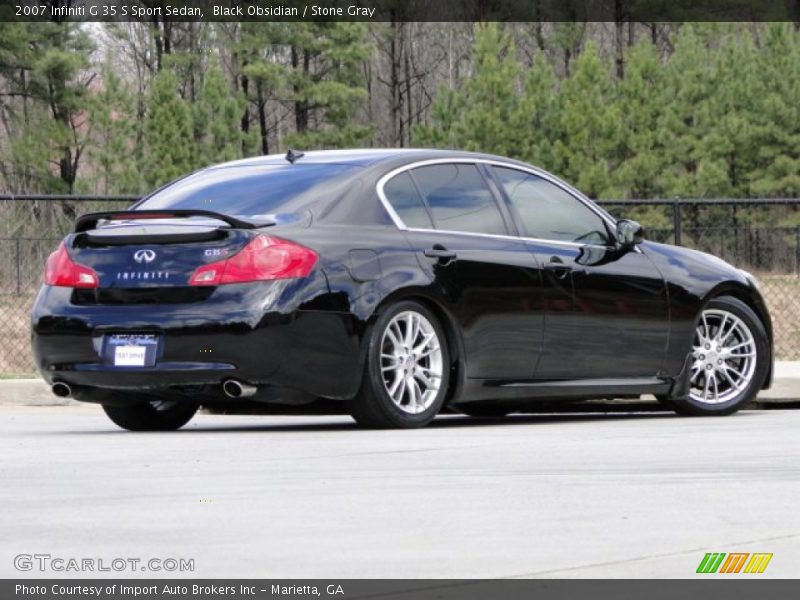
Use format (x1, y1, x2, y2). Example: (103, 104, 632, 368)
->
(696, 552, 773, 574)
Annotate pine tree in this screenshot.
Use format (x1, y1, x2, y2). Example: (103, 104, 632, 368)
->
(513, 53, 562, 173)
(0, 22, 94, 195)
(413, 24, 523, 157)
(553, 42, 615, 198)
(89, 60, 139, 194)
(411, 86, 464, 149)
(749, 23, 800, 199)
(658, 24, 721, 198)
(237, 22, 284, 155)
(608, 40, 668, 200)
(194, 57, 245, 166)
(277, 23, 373, 149)
(451, 23, 522, 157)
(144, 68, 195, 188)
(699, 26, 762, 198)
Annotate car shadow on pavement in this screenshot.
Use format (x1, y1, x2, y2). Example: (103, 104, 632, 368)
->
(50, 410, 681, 434)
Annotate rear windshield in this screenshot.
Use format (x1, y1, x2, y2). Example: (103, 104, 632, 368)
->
(136, 163, 359, 219)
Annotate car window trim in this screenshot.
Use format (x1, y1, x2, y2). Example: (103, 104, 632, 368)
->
(476, 162, 521, 237)
(377, 158, 618, 248)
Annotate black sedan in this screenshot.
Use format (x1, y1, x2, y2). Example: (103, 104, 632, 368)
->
(31, 149, 773, 430)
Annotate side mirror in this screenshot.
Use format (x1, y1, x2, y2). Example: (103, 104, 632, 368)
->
(616, 219, 645, 248)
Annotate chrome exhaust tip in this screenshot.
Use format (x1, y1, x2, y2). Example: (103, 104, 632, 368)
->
(222, 380, 257, 399)
(52, 382, 72, 398)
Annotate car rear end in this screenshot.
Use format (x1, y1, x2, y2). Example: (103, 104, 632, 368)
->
(31, 161, 362, 406)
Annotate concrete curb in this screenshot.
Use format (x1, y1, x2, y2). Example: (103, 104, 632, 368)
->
(2, 362, 799, 408)
(753, 362, 800, 403)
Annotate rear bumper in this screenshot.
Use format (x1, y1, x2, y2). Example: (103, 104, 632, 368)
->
(31, 284, 365, 401)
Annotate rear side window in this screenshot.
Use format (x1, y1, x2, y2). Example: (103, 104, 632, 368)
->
(137, 164, 358, 218)
(411, 164, 507, 235)
(382, 171, 434, 229)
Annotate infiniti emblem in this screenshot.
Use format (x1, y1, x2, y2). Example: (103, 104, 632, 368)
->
(133, 249, 157, 264)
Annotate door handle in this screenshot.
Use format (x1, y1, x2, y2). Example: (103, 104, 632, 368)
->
(424, 246, 457, 262)
(544, 260, 572, 279)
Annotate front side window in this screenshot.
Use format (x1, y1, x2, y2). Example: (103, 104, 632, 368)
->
(493, 167, 610, 245)
(410, 164, 507, 235)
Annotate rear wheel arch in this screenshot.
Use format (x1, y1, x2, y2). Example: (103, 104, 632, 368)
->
(367, 291, 465, 405)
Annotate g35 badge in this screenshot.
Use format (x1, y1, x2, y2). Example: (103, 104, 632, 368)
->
(204, 248, 229, 257)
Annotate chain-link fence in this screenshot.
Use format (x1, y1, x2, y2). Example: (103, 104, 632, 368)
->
(1, 196, 799, 374)
(0, 196, 133, 375)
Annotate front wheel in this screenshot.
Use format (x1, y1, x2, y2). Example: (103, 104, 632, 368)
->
(102, 399, 199, 431)
(669, 296, 769, 416)
(348, 301, 450, 429)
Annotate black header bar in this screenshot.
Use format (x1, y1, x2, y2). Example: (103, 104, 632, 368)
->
(2, 0, 800, 23)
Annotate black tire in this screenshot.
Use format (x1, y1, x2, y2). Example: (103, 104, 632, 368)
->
(102, 399, 198, 431)
(654, 394, 678, 411)
(458, 402, 511, 418)
(669, 295, 770, 416)
(348, 300, 450, 429)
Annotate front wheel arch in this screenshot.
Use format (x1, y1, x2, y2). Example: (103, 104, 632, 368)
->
(669, 294, 770, 415)
(699, 283, 773, 389)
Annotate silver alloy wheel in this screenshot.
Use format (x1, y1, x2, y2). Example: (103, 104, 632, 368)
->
(689, 308, 757, 405)
(380, 310, 444, 414)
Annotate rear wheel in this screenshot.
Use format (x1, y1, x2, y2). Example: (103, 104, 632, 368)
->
(102, 399, 198, 431)
(669, 296, 769, 416)
(349, 301, 450, 428)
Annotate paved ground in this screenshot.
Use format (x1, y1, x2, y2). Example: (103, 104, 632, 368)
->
(0, 405, 798, 579)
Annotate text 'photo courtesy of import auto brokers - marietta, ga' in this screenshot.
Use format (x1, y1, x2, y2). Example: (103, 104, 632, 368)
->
(14, 584, 345, 597)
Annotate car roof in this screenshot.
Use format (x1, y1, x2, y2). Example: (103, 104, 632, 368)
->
(211, 148, 530, 169)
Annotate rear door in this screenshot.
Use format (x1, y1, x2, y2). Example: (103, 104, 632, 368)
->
(490, 165, 669, 380)
(381, 162, 544, 380)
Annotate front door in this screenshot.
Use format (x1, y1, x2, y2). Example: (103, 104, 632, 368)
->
(489, 165, 669, 380)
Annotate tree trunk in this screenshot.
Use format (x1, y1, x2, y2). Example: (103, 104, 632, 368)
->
(240, 71, 250, 154)
(403, 40, 413, 147)
(292, 46, 309, 134)
(153, 17, 163, 71)
(390, 21, 401, 146)
(256, 81, 268, 155)
(614, 2, 626, 79)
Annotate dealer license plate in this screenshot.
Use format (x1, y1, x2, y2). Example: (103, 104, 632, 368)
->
(115, 345, 147, 366)
(104, 334, 160, 367)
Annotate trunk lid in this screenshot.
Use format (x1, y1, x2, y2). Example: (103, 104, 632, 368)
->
(68, 218, 254, 291)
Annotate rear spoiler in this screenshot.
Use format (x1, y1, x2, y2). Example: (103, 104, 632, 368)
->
(73, 210, 275, 233)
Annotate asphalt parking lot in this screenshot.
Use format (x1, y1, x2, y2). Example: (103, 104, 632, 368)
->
(0, 405, 798, 578)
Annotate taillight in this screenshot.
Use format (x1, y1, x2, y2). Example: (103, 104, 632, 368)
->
(44, 242, 99, 288)
(189, 235, 318, 286)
